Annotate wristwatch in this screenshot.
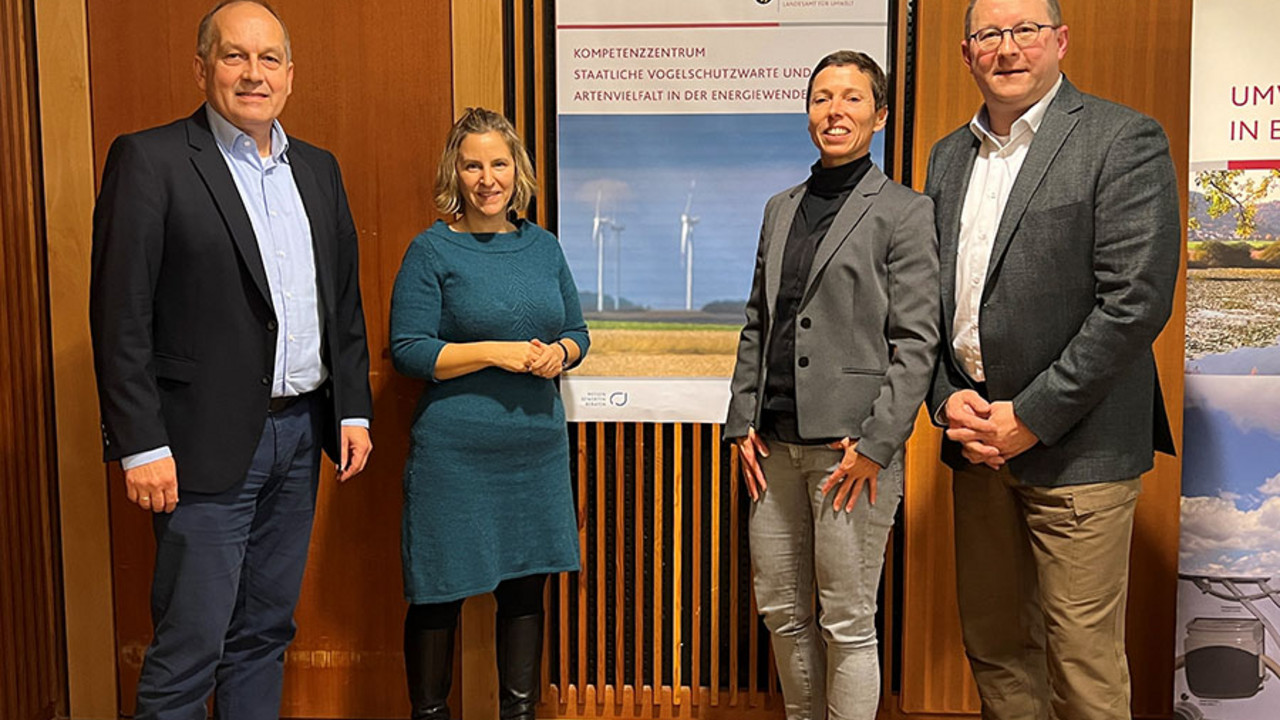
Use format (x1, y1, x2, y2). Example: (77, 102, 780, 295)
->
(553, 339, 570, 369)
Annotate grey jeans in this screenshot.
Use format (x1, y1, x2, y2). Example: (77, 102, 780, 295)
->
(749, 441, 903, 720)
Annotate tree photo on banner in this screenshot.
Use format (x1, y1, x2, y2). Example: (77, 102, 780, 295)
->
(554, 0, 892, 422)
(1177, 2, 1280, 720)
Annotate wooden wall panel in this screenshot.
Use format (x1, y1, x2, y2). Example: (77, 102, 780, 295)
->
(63, 1, 1192, 718)
(901, 1, 1190, 717)
(84, 1, 453, 716)
(0, 0, 66, 718)
(35, 0, 121, 713)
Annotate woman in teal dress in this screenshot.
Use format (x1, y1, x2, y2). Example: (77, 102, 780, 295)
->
(390, 107, 589, 720)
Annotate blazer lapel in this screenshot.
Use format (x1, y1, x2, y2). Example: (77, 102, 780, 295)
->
(763, 186, 803, 313)
(799, 164, 883, 304)
(936, 136, 979, 339)
(186, 109, 273, 308)
(983, 80, 1083, 290)
(288, 150, 336, 316)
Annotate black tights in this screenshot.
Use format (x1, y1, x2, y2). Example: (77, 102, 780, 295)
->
(406, 574, 547, 631)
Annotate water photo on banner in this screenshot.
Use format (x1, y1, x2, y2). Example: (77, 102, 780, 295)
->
(1177, 2, 1280, 719)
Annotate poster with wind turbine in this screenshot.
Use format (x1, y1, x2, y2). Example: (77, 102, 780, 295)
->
(555, 0, 891, 422)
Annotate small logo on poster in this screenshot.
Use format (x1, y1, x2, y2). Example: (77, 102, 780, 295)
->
(609, 392, 629, 407)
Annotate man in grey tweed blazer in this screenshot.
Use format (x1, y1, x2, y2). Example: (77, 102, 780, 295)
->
(924, 1, 1179, 718)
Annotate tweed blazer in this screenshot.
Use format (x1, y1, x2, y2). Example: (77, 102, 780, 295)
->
(925, 78, 1180, 486)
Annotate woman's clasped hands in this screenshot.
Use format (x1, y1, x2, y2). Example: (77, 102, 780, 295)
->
(493, 339, 568, 379)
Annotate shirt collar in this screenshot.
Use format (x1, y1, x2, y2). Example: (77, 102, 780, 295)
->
(205, 104, 291, 163)
(968, 73, 1064, 147)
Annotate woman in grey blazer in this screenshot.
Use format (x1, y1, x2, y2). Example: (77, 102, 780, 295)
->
(724, 51, 940, 720)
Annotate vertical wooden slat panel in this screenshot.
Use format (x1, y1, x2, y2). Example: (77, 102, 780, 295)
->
(653, 427, 665, 697)
(633, 424, 646, 698)
(1, 0, 65, 717)
(749, 585, 760, 707)
(729, 445, 741, 708)
(577, 423, 589, 699)
(710, 425, 722, 706)
(595, 423, 607, 700)
(671, 423, 683, 705)
(613, 424, 626, 698)
(559, 565, 570, 695)
(691, 424, 703, 706)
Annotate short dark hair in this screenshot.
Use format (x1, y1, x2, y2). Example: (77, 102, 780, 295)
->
(964, 0, 1062, 36)
(805, 50, 889, 111)
(197, 1, 291, 61)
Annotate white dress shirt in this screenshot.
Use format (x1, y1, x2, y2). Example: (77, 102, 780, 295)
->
(953, 74, 1063, 382)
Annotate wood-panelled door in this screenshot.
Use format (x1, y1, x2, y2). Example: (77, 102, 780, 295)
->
(83, 0, 453, 716)
(901, 1, 1190, 717)
(0, 0, 67, 718)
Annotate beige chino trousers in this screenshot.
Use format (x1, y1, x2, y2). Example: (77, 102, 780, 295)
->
(952, 464, 1141, 720)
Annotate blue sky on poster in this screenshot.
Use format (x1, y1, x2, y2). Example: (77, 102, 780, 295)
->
(1181, 376, 1280, 577)
(557, 113, 886, 310)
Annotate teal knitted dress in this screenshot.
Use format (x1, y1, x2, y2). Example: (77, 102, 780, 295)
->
(390, 219, 589, 604)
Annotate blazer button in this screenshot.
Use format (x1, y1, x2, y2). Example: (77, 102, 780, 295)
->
(798, 356, 810, 368)
(267, 320, 278, 332)
(800, 317, 812, 329)
(261, 376, 271, 386)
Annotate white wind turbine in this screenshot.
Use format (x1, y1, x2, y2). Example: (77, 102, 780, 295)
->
(610, 218, 626, 310)
(591, 189, 611, 313)
(678, 181, 700, 311)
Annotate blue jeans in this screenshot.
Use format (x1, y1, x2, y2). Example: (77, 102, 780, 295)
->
(135, 396, 322, 720)
(749, 441, 903, 720)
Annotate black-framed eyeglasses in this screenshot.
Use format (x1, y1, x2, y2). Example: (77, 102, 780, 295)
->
(967, 22, 1059, 52)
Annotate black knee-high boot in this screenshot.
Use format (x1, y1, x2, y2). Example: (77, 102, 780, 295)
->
(496, 612, 543, 720)
(405, 623, 455, 720)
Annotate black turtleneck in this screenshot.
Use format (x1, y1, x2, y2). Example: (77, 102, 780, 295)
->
(759, 153, 873, 443)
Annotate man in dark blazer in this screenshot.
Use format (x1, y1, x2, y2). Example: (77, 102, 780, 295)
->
(924, 1, 1180, 718)
(726, 51, 938, 719)
(89, 2, 372, 718)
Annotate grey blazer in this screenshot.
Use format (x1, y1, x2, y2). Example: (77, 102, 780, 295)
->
(725, 163, 940, 468)
(924, 77, 1180, 486)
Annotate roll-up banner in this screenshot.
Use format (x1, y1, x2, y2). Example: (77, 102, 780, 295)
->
(1177, 2, 1280, 719)
(554, 0, 892, 422)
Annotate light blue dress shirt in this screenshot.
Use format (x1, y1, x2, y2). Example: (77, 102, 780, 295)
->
(121, 107, 367, 471)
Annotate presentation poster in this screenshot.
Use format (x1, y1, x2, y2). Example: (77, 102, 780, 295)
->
(1185, 0, 1280, 376)
(555, 0, 891, 422)
(1177, 3, 1280, 719)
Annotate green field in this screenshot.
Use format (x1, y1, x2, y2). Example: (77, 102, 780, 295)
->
(586, 320, 741, 332)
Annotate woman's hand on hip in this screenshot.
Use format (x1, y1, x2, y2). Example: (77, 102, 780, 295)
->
(820, 438, 880, 512)
(736, 428, 770, 502)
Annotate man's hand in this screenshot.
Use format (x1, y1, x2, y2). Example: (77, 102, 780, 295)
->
(944, 390, 1003, 468)
(736, 428, 770, 501)
(945, 393, 1040, 467)
(337, 425, 373, 482)
(983, 401, 1039, 460)
(820, 438, 880, 512)
(124, 456, 179, 513)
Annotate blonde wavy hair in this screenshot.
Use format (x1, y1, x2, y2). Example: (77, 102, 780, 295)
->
(434, 107, 538, 217)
